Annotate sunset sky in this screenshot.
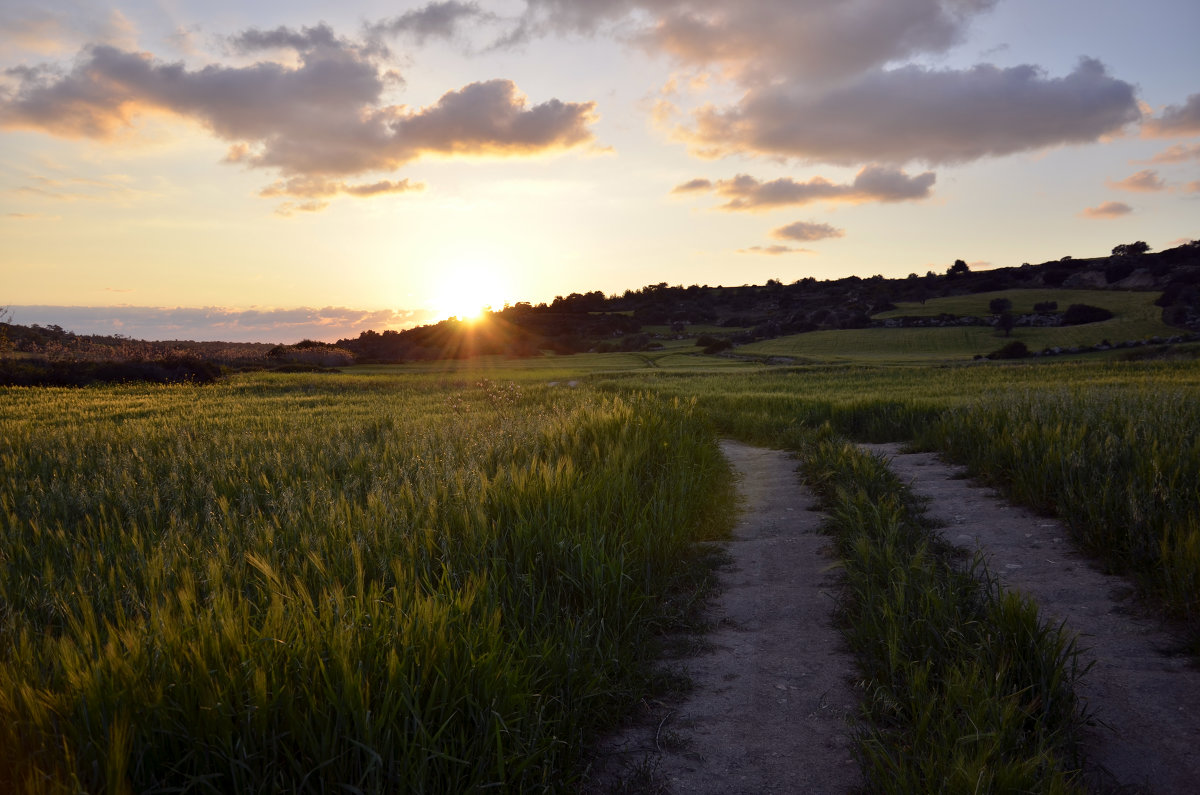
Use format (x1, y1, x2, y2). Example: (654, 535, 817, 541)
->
(2, 0, 1198, 342)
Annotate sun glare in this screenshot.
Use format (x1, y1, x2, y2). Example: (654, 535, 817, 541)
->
(431, 263, 509, 322)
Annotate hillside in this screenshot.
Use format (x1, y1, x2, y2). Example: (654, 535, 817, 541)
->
(4, 239, 1199, 375)
(335, 239, 1200, 363)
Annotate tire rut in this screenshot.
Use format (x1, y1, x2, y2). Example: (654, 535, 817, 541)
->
(862, 442, 1200, 794)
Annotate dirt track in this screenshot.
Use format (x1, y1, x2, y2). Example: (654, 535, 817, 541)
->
(588, 442, 1200, 794)
(864, 443, 1200, 794)
(585, 441, 860, 793)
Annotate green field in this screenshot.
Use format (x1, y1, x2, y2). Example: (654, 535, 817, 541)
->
(742, 289, 1176, 362)
(874, 288, 1163, 320)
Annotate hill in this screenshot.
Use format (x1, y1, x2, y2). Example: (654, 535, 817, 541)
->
(335, 239, 1200, 363)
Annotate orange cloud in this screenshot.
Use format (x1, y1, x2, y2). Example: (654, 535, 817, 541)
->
(1147, 143, 1200, 163)
(1080, 201, 1133, 219)
(259, 176, 424, 199)
(1106, 169, 1165, 193)
(1144, 93, 1200, 138)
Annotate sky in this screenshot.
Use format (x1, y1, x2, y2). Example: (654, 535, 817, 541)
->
(1, 0, 1198, 343)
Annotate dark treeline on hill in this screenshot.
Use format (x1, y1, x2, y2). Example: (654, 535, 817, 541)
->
(337, 239, 1200, 363)
(4, 239, 1199, 377)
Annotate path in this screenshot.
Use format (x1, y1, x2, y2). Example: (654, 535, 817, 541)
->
(862, 442, 1200, 794)
(585, 441, 861, 793)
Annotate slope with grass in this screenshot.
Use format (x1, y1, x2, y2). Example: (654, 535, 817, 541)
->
(740, 289, 1176, 363)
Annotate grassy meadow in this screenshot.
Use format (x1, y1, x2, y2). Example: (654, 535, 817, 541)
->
(4, 331, 1200, 791)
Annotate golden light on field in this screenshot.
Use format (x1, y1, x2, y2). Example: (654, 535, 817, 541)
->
(430, 261, 511, 322)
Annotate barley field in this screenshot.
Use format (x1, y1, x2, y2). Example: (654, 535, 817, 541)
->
(0, 373, 732, 793)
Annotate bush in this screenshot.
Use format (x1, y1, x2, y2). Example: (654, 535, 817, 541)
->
(986, 341, 1030, 360)
(703, 339, 733, 354)
(0, 356, 222, 386)
(1062, 304, 1114, 325)
(989, 298, 1013, 314)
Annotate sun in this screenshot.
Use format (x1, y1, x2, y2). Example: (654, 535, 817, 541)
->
(431, 263, 509, 322)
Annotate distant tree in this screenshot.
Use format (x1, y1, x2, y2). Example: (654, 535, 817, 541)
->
(0, 306, 10, 354)
(1111, 241, 1150, 258)
(988, 297, 1013, 314)
(997, 311, 1016, 337)
(947, 259, 971, 276)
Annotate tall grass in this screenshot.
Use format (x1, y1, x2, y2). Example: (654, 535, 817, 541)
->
(917, 384, 1200, 648)
(0, 374, 732, 792)
(802, 433, 1088, 792)
(600, 360, 1200, 650)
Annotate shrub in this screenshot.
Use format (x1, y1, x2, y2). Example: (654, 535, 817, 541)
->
(1062, 304, 1114, 325)
(987, 341, 1030, 360)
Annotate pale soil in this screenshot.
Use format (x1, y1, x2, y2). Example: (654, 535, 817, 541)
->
(862, 443, 1200, 794)
(584, 441, 1200, 794)
(583, 441, 861, 794)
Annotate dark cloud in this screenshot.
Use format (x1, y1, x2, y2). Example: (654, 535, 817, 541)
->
(1107, 169, 1165, 193)
(0, 42, 598, 195)
(7, 305, 435, 343)
(674, 165, 935, 211)
(1144, 93, 1200, 138)
(771, 220, 844, 242)
(1081, 200, 1133, 219)
(367, 2, 492, 44)
(229, 23, 343, 54)
(515, 0, 997, 83)
(682, 58, 1140, 165)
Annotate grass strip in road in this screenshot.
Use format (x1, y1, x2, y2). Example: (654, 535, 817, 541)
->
(801, 431, 1089, 793)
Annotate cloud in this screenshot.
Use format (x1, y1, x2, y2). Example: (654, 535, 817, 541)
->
(676, 165, 935, 210)
(1186, 181, 1200, 194)
(274, 200, 329, 217)
(366, 2, 492, 44)
(0, 40, 598, 186)
(680, 58, 1140, 165)
(738, 244, 811, 255)
(514, 0, 998, 84)
(8, 305, 435, 343)
(0, 7, 137, 55)
(4, 212, 61, 221)
(1080, 200, 1133, 219)
(1148, 142, 1200, 163)
(1107, 169, 1165, 193)
(259, 176, 424, 199)
(12, 174, 146, 202)
(770, 221, 844, 242)
(671, 177, 712, 193)
(228, 23, 347, 55)
(1144, 93, 1200, 138)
